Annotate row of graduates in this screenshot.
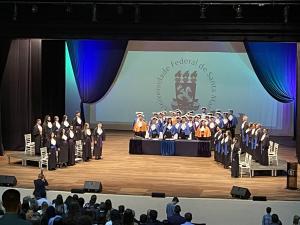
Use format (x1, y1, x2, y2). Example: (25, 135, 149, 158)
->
(32, 113, 105, 170)
(240, 115, 270, 166)
(132, 108, 238, 140)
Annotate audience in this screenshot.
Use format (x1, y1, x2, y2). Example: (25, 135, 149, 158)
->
(0, 189, 31, 225)
(262, 207, 272, 225)
(0, 189, 290, 225)
(167, 205, 185, 225)
(182, 213, 193, 225)
(166, 197, 179, 218)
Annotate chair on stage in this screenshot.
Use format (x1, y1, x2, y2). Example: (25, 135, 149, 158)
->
(268, 142, 279, 166)
(24, 134, 35, 155)
(39, 147, 48, 170)
(75, 140, 83, 163)
(239, 153, 252, 178)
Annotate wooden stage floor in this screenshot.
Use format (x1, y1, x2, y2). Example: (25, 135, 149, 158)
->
(0, 131, 299, 200)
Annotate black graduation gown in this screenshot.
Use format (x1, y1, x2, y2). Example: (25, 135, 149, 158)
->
(260, 135, 270, 166)
(93, 128, 105, 159)
(73, 117, 83, 141)
(82, 130, 92, 161)
(47, 138, 57, 170)
(52, 122, 61, 137)
(43, 123, 52, 146)
(254, 129, 263, 163)
(67, 130, 76, 166)
(58, 135, 69, 165)
(240, 122, 249, 153)
(61, 120, 70, 132)
(33, 124, 43, 155)
(231, 144, 240, 177)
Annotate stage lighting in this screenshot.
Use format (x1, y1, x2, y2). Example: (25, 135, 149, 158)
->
(32, 4, 38, 14)
(200, 5, 207, 19)
(284, 5, 289, 24)
(12, 3, 17, 21)
(92, 3, 97, 22)
(234, 5, 243, 19)
(134, 5, 140, 23)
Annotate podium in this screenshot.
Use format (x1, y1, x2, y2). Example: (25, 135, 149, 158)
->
(287, 162, 298, 190)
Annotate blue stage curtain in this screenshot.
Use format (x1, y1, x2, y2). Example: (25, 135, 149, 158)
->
(66, 40, 128, 122)
(244, 42, 296, 103)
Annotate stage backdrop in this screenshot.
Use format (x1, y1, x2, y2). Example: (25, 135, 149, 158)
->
(66, 41, 294, 136)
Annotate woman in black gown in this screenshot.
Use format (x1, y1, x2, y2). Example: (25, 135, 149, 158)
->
(260, 128, 270, 166)
(61, 115, 70, 131)
(223, 130, 232, 168)
(82, 123, 92, 162)
(43, 115, 52, 147)
(33, 119, 43, 155)
(47, 132, 57, 170)
(67, 125, 76, 166)
(73, 111, 83, 141)
(58, 128, 69, 167)
(231, 137, 240, 178)
(93, 123, 105, 160)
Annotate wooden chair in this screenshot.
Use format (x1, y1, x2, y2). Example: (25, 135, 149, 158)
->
(239, 153, 252, 178)
(269, 142, 279, 166)
(40, 147, 48, 170)
(24, 134, 35, 155)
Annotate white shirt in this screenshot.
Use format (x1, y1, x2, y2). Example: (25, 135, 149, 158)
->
(167, 124, 172, 130)
(175, 123, 180, 129)
(63, 120, 69, 127)
(261, 134, 266, 141)
(55, 121, 60, 129)
(37, 198, 51, 207)
(209, 122, 215, 129)
(86, 129, 91, 136)
(228, 115, 233, 121)
(151, 124, 156, 131)
(47, 122, 52, 128)
(97, 128, 103, 135)
(69, 130, 74, 138)
(62, 134, 67, 141)
(225, 136, 229, 143)
(76, 117, 82, 124)
(181, 123, 186, 130)
(241, 121, 246, 129)
(50, 138, 56, 145)
(38, 124, 42, 133)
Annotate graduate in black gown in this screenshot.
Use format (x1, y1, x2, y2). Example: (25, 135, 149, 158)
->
(163, 118, 175, 139)
(82, 123, 92, 161)
(67, 125, 76, 166)
(33, 119, 43, 155)
(231, 137, 240, 178)
(47, 132, 57, 170)
(61, 115, 70, 131)
(260, 128, 270, 166)
(43, 115, 52, 147)
(53, 116, 61, 137)
(240, 115, 249, 153)
(73, 111, 83, 141)
(254, 124, 263, 163)
(58, 128, 69, 167)
(93, 123, 105, 160)
(222, 130, 232, 168)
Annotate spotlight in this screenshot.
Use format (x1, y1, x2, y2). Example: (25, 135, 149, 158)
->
(92, 3, 97, 22)
(134, 5, 140, 23)
(32, 4, 38, 14)
(12, 3, 17, 21)
(284, 5, 289, 24)
(234, 5, 243, 19)
(200, 5, 207, 19)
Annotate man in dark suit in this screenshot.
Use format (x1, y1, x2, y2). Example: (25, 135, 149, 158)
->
(168, 205, 186, 225)
(33, 172, 48, 199)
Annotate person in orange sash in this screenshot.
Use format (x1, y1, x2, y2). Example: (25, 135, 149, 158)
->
(195, 119, 211, 139)
(133, 113, 148, 138)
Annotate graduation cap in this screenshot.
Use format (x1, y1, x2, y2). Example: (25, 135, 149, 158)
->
(201, 107, 207, 110)
(207, 113, 213, 116)
(176, 109, 182, 114)
(215, 111, 222, 115)
(176, 116, 181, 119)
(200, 118, 208, 122)
(151, 116, 158, 120)
(181, 115, 188, 119)
(170, 111, 176, 114)
(187, 111, 194, 115)
(210, 116, 216, 119)
(215, 109, 221, 112)
(136, 112, 143, 115)
(194, 114, 201, 118)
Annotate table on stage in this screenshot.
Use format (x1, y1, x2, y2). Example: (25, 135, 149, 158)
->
(129, 138, 211, 157)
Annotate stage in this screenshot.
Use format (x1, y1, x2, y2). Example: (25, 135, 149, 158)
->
(0, 131, 299, 200)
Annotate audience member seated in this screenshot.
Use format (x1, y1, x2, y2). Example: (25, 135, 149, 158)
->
(52, 194, 67, 216)
(147, 210, 163, 225)
(0, 189, 31, 225)
(168, 205, 186, 225)
(63, 200, 81, 225)
(37, 192, 51, 207)
(182, 213, 194, 225)
(271, 214, 282, 225)
(139, 214, 148, 225)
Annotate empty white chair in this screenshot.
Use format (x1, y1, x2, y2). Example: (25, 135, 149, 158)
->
(40, 147, 48, 170)
(239, 153, 252, 178)
(24, 134, 35, 155)
(75, 140, 83, 163)
(269, 142, 279, 166)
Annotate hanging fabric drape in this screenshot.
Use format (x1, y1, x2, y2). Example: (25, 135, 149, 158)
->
(66, 40, 128, 122)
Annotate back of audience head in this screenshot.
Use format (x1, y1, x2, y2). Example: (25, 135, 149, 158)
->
(172, 197, 179, 204)
(2, 189, 21, 213)
(123, 209, 135, 225)
(110, 209, 121, 221)
(184, 213, 192, 222)
(105, 199, 112, 210)
(78, 215, 93, 225)
(72, 194, 79, 202)
(46, 206, 56, 219)
(118, 205, 125, 214)
(174, 205, 181, 214)
(266, 207, 271, 214)
(140, 214, 147, 224)
(271, 214, 280, 223)
(149, 210, 158, 221)
(78, 197, 85, 208)
(55, 194, 64, 205)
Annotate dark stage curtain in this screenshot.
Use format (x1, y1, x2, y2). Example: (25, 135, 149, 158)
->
(66, 40, 128, 122)
(297, 43, 300, 163)
(0, 39, 11, 155)
(244, 42, 297, 139)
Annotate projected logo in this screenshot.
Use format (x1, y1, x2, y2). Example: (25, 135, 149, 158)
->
(171, 71, 200, 112)
(156, 58, 217, 113)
